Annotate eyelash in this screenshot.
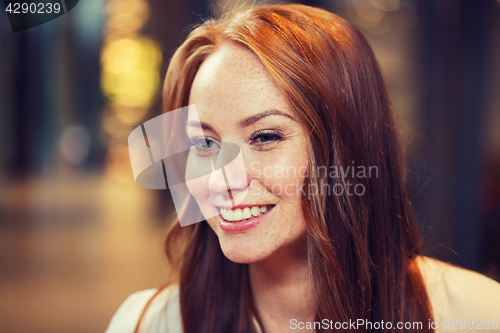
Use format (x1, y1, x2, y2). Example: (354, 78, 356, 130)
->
(188, 137, 218, 149)
(187, 129, 285, 153)
(249, 130, 285, 148)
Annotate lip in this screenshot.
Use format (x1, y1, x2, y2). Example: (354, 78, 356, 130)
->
(218, 205, 275, 232)
(217, 204, 269, 210)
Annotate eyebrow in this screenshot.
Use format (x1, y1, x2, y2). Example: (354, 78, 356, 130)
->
(239, 109, 295, 127)
(186, 121, 213, 131)
(185, 109, 295, 130)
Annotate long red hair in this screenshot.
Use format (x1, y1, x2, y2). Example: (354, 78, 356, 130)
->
(162, 4, 434, 332)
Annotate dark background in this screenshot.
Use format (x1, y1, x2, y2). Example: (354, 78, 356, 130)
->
(0, 0, 499, 332)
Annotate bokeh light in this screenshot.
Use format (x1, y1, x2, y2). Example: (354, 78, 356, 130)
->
(99, 0, 163, 184)
(59, 124, 91, 166)
(101, 37, 161, 108)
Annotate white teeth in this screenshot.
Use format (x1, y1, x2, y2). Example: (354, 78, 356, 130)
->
(233, 208, 243, 221)
(220, 205, 273, 222)
(242, 207, 252, 219)
(251, 206, 260, 217)
(224, 209, 234, 221)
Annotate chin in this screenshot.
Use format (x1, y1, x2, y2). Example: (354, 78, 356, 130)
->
(218, 237, 273, 264)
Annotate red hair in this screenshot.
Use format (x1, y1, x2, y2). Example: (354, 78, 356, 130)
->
(162, 4, 434, 332)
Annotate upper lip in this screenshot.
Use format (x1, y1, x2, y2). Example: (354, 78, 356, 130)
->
(216, 204, 275, 210)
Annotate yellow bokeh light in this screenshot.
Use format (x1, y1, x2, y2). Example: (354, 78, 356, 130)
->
(100, 0, 162, 172)
(106, 0, 150, 32)
(113, 106, 150, 125)
(100, 36, 162, 108)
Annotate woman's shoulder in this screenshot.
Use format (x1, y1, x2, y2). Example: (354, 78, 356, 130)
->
(416, 256, 500, 327)
(105, 283, 182, 333)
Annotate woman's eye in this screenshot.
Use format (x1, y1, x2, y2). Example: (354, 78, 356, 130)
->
(188, 137, 220, 156)
(256, 134, 276, 143)
(250, 130, 285, 148)
(189, 137, 215, 148)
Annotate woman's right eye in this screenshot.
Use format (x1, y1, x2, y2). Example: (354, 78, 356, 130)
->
(188, 137, 220, 156)
(189, 137, 214, 148)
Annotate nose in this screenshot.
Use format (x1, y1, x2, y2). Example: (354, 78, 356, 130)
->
(207, 142, 248, 200)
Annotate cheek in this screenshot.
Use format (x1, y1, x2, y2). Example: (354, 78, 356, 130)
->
(185, 153, 212, 200)
(186, 176, 221, 226)
(268, 153, 309, 232)
(186, 175, 210, 206)
(253, 151, 308, 199)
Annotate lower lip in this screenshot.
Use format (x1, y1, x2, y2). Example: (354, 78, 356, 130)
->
(218, 206, 275, 232)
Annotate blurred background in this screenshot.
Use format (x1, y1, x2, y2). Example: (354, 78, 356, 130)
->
(0, 0, 499, 332)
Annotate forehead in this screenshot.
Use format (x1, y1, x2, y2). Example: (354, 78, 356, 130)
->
(188, 42, 293, 122)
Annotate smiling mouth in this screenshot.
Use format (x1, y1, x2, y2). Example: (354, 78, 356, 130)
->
(220, 205, 275, 222)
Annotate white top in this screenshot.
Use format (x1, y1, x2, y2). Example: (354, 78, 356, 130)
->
(105, 257, 500, 333)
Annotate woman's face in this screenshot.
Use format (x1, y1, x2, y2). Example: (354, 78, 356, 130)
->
(186, 42, 309, 264)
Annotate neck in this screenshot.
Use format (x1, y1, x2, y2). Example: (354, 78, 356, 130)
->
(249, 238, 315, 332)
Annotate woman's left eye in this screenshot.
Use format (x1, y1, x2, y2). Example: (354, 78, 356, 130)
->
(250, 130, 285, 148)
